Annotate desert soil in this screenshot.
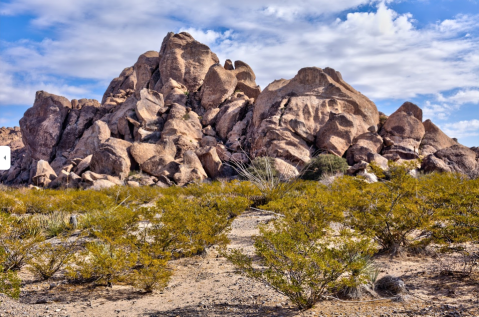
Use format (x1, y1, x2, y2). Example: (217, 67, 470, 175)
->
(1, 209, 479, 317)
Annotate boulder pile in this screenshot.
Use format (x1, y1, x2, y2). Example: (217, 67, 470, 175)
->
(1, 32, 477, 188)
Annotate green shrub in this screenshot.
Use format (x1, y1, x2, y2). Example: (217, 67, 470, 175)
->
(27, 240, 76, 280)
(149, 194, 250, 257)
(339, 163, 436, 255)
(301, 154, 348, 181)
(0, 214, 44, 271)
(226, 210, 375, 310)
(0, 249, 21, 299)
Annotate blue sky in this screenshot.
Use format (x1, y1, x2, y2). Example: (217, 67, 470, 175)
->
(1, 0, 478, 146)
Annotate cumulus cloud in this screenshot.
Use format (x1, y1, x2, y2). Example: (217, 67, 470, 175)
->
(442, 119, 479, 139)
(0, 0, 478, 111)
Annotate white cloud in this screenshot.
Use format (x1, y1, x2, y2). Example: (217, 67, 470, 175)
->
(442, 119, 479, 139)
(0, 0, 478, 110)
(423, 101, 459, 121)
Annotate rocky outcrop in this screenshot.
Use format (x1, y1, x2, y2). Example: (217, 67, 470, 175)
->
(90, 138, 133, 180)
(155, 32, 219, 92)
(422, 145, 478, 175)
(380, 102, 425, 160)
(2, 32, 476, 187)
(200, 64, 238, 110)
(20, 91, 72, 162)
(346, 132, 383, 165)
(420, 119, 457, 156)
(248, 67, 379, 166)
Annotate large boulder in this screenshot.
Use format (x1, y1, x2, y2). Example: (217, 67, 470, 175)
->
(55, 99, 101, 158)
(317, 112, 357, 157)
(90, 138, 133, 180)
(31, 160, 57, 187)
(160, 78, 188, 106)
(200, 64, 238, 110)
(420, 119, 457, 156)
(101, 67, 136, 104)
(232, 60, 261, 100)
(422, 144, 478, 175)
(215, 94, 250, 140)
(134, 51, 160, 92)
(130, 139, 177, 177)
(135, 88, 166, 127)
(346, 132, 383, 165)
(173, 150, 208, 186)
(380, 102, 425, 160)
(106, 95, 138, 138)
(102, 51, 159, 104)
(19, 91, 72, 162)
(69, 121, 111, 160)
(160, 104, 203, 156)
(155, 32, 219, 92)
(196, 146, 222, 178)
(248, 67, 379, 166)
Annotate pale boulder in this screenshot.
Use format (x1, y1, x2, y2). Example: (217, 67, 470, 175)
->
(196, 146, 222, 178)
(200, 64, 238, 110)
(90, 138, 133, 180)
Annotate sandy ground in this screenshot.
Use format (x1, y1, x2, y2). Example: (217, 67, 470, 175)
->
(2, 209, 479, 317)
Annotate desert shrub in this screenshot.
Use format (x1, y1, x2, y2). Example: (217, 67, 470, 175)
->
(339, 163, 436, 255)
(301, 154, 348, 181)
(149, 194, 250, 257)
(230, 155, 298, 204)
(245, 157, 280, 181)
(421, 173, 479, 244)
(0, 249, 21, 299)
(27, 240, 76, 280)
(226, 209, 376, 310)
(68, 240, 138, 285)
(37, 211, 71, 238)
(130, 247, 171, 292)
(0, 214, 44, 271)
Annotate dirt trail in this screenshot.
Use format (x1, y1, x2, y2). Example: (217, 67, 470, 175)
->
(2, 210, 479, 317)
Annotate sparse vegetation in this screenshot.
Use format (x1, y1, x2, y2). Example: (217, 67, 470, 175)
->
(1, 165, 479, 308)
(301, 154, 348, 180)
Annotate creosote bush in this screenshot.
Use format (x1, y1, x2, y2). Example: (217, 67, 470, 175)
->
(301, 154, 348, 181)
(338, 161, 436, 255)
(2, 170, 479, 302)
(226, 190, 376, 310)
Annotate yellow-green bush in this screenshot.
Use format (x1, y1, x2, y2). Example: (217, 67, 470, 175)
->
(226, 203, 376, 310)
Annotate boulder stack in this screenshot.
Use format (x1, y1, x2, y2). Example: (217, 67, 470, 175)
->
(1, 32, 477, 188)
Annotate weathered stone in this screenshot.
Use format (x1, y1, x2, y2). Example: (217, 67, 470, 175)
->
(32, 159, 57, 187)
(422, 145, 478, 175)
(346, 132, 383, 165)
(200, 136, 217, 147)
(273, 158, 299, 180)
(201, 108, 220, 126)
(380, 102, 425, 157)
(249, 67, 378, 166)
(200, 64, 238, 110)
(135, 89, 165, 126)
(73, 155, 92, 175)
(367, 153, 389, 170)
(196, 146, 222, 178)
(173, 151, 208, 186)
(20, 91, 72, 161)
(90, 138, 133, 180)
(215, 96, 249, 140)
(420, 119, 457, 156)
(156, 32, 219, 92)
(69, 121, 111, 160)
(317, 112, 357, 157)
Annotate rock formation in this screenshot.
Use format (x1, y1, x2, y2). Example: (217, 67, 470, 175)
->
(1, 32, 477, 188)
